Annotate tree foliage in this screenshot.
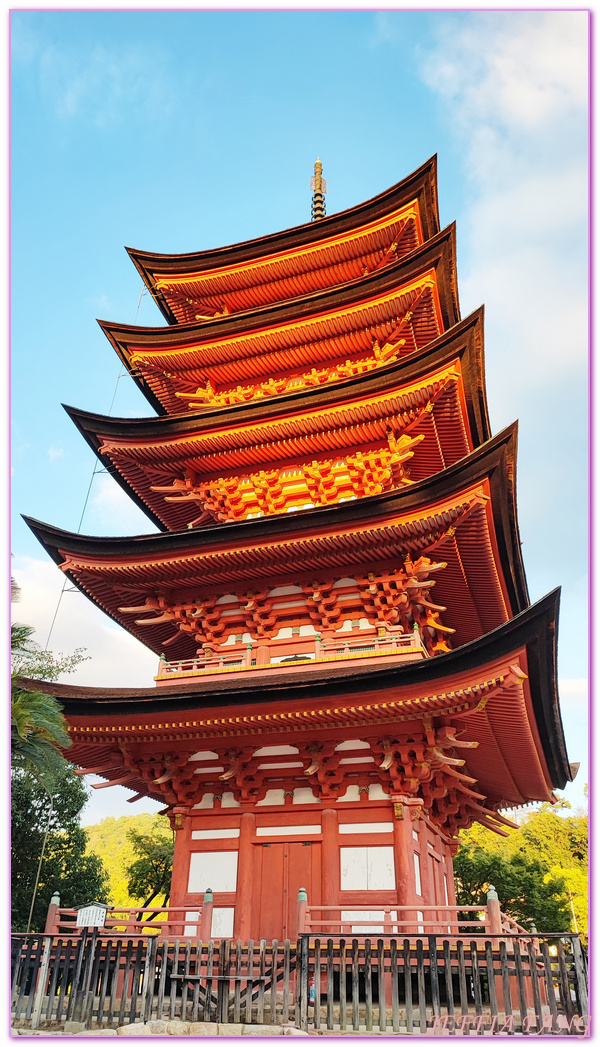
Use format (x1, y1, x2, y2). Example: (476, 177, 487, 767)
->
(454, 847, 570, 933)
(85, 814, 172, 908)
(455, 799, 588, 941)
(11, 764, 109, 931)
(126, 822, 175, 910)
(11, 620, 88, 682)
(11, 586, 88, 782)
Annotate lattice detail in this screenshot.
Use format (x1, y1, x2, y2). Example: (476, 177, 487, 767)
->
(150, 435, 424, 524)
(301, 741, 346, 799)
(171, 292, 435, 412)
(118, 556, 455, 653)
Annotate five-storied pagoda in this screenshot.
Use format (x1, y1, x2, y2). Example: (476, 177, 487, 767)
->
(24, 158, 572, 941)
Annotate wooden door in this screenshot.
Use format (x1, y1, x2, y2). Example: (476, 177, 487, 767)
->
(252, 841, 321, 940)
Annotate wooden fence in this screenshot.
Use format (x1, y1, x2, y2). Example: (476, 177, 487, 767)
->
(11, 931, 588, 1035)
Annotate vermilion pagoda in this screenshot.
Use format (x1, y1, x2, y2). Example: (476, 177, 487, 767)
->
(24, 157, 572, 942)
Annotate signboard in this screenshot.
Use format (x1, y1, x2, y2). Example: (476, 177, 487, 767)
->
(76, 904, 109, 928)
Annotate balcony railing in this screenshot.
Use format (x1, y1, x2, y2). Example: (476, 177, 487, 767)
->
(155, 630, 427, 682)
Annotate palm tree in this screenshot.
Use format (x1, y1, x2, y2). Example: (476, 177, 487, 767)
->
(11, 683, 72, 777)
(10, 577, 72, 779)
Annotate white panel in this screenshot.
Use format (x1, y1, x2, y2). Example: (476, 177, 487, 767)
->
(368, 784, 387, 800)
(191, 828, 240, 840)
(254, 745, 299, 756)
(359, 618, 370, 629)
(340, 847, 368, 890)
(216, 593, 238, 604)
(417, 910, 425, 933)
(332, 577, 357, 589)
(337, 785, 361, 802)
(341, 910, 384, 933)
(188, 851, 238, 893)
(184, 909, 200, 934)
(412, 830, 419, 841)
(212, 908, 235, 938)
(336, 739, 370, 751)
(256, 789, 285, 806)
(189, 751, 219, 762)
(414, 853, 422, 896)
(299, 624, 316, 636)
(339, 757, 375, 765)
(269, 584, 303, 597)
(277, 627, 293, 639)
(193, 794, 214, 809)
(194, 766, 224, 774)
(221, 792, 241, 808)
(256, 824, 321, 837)
(293, 787, 317, 804)
(444, 874, 449, 906)
(367, 847, 395, 890)
(339, 822, 393, 835)
(257, 762, 303, 769)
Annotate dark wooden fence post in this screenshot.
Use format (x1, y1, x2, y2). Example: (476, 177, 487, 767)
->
(428, 935, 441, 1020)
(297, 935, 309, 1031)
(66, 928, 88, 1022)
(571, 935, 588, 1017)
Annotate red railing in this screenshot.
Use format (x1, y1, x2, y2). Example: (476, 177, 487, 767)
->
(156, 630, 427, 680)
(44, 890, 214, 940)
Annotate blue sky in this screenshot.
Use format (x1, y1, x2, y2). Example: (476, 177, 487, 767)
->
(10, 10, 589, 824)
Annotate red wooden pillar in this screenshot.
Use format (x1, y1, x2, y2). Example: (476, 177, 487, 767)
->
(392, 802, 416, 931)
(169, 809, 192, 912)
(44, 891, 60, 934)
(321, 808, 338, 934)
(199, 888, 214, 941)
(234, 811, 255, 941)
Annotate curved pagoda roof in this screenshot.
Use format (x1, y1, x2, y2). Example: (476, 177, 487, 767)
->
(101, 225, 459, 417)
(24, 424, 528, 661)
(67, 308, 490, 531)
(126, 156, 440, 324)
(16, 592, 572, 815)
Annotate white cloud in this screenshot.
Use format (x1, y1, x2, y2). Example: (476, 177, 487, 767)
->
(420, 12, 587, 131)
(12, 555, 158, 688)
(87, 471, 158, 535)
(558, 677, 588, 712)
(417, 11, 588, 423)
(47, 445, 65, 463)
(12, 21, 178, 128)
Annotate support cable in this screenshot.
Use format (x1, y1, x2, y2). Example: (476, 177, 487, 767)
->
(43, 288, 147, 652)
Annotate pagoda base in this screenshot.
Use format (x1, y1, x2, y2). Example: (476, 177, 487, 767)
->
(170, 796, 455, 943)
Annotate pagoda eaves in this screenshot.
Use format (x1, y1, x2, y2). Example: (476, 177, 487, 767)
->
(66, 309, 489, 531)
(126, 156, 440, 324)
(24, 422, 528, 660)
(17, 592, 571, 821)
(102, 225, 459, 417)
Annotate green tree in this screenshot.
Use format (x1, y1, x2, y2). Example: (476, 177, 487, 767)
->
(11, 764, 109, 931)
(454, 846, 570, 934)
(11, 582, 88, 781)
(11, 619, 88, 681)
(455, 800, 588, 940)
(85, 814, 170, 907)
(126, 821, 175, 912)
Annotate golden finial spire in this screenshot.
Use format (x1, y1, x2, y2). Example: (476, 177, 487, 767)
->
(310, 157, 327, 221)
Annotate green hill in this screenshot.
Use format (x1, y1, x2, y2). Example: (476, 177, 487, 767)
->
(85, 813, 171, 908)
